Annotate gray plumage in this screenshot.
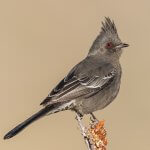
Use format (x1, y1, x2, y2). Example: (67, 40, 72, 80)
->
(4, 17, 129, 140)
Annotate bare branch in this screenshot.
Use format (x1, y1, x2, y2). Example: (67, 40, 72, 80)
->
(76, 113, 94, 150)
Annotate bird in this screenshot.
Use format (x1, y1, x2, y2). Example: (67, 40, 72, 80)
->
(4, 17, 129, 140)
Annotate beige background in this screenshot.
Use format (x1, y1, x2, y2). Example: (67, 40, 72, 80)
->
(0, 0, 150, 149)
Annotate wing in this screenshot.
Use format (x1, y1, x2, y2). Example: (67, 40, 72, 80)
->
(40, 64, 79, 106)
(40, 60, 116, 106)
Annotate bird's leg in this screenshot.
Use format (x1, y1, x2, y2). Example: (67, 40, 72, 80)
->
(75, 113, 93, 150)
(90, 113, 99, 124)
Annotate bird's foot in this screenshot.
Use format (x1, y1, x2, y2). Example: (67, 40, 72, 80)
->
(90, 113, 99, 124)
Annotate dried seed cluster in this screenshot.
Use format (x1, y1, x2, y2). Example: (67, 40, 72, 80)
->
(88, 120, 107, 150)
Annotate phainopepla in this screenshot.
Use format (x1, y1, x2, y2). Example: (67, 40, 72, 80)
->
(4, 17, 129, 140)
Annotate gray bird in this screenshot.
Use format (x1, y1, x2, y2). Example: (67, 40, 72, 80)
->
(4, 17, 129, 140)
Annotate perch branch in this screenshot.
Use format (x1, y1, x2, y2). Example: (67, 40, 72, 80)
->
(76, 113, 93, 150)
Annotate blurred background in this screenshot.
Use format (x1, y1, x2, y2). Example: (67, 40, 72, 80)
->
(0, 0, 150, 149)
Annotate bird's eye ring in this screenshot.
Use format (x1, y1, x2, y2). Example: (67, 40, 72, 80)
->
(106, 42, 113, 49)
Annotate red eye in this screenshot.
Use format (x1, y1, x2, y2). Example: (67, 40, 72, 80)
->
(106, 42, 113, 49)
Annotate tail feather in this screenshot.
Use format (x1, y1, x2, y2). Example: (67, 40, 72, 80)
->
(4, 104, 57, 140)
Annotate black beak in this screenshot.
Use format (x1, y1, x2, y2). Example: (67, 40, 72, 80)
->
(115, 43, 129, 49)
(122, 43, 129, 48)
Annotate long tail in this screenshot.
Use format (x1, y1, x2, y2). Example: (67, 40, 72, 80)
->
(4, 104, 60, 140)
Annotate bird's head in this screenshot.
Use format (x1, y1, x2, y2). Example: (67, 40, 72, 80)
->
(88, 17, 129, 60)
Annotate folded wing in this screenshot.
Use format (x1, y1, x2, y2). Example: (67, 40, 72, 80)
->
(40, 60, 116, 106)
